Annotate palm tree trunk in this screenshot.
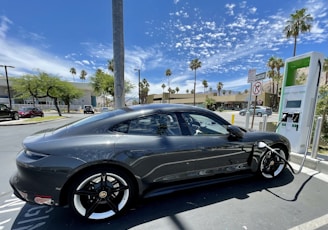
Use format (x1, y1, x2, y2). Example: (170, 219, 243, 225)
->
(293, 36, 297, 56)
(193, 70, 196, 106)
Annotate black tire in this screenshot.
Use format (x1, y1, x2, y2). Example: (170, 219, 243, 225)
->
(12, 113, 19, 120)
(69, 167, 137, 220)
(239, 112, 245, 116)
(259, 145, 287, 178)
(257, 112, 262, 117)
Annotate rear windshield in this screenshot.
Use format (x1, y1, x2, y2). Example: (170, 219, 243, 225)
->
(69, 109, 125, 128)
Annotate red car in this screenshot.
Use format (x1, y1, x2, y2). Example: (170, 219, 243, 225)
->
(18, 107, 44, 118)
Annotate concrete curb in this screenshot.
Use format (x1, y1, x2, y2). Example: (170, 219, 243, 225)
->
(0, 117, 68, 126)
(290, 152, 328, 175)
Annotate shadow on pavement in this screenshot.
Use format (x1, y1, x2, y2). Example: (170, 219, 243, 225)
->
(11, 170, 295, 230)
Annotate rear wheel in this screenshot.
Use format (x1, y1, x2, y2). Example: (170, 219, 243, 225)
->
(12, 113, 19, 120)
(259, 146, 287, 178)
(69, 168, 136, 220)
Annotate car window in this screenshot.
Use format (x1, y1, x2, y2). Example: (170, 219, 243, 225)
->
(180, 112, 229, 136)
(110, 113, 181, 136)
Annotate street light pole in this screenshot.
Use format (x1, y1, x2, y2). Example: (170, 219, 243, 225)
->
(134, 68, 140, 104)
(0, 65, 15, 109)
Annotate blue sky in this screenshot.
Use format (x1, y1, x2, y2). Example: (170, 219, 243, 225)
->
(0, 0, 327, 98)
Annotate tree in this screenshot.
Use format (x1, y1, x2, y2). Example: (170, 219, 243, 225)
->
(165, 69, 172, 103)
(204, 96, 216, 110)
(12, 72, 77, 116)
(139, 78, 150, 104)
(275, 58, 284, 95)
(108, 59, 114, 73)
(217, 82, 223, 96)
(90, 69, 133, 104)
(317, 85, 328, 141)
(175, 87, 179, 94)
(80, 70, 87, 81)
(267, 56, 276, 94)
(186, 89, 189, 93)
(324, 58, 328, 84)
(70, 67, 76, 82)
(59, 81, 84, 113)
(283, 8, 313, 56)
(267, 56, 284, 109)
(202, 80, 208, 93)
(190, 58, 202, 105)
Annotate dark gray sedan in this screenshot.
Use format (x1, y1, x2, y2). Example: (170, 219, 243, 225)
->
(10, 104, 290, 220)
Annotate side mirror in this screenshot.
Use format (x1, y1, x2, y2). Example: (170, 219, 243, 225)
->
(257, 141, 268, 149)
(227, 125, 244, 139)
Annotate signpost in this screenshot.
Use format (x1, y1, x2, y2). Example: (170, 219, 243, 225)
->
(247, 71, 266, 129)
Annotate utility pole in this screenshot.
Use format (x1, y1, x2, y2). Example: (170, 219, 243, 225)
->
(0, 65, 15, 109)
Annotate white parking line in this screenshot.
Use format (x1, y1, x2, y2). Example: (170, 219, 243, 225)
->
(288, 213, 328, 230)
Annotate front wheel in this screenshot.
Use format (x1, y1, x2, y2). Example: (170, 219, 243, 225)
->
(259, 146, 287, 178)
(69, 168, 136, 220)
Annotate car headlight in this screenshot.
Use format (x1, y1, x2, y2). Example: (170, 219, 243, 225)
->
(24, 149, 49, 160)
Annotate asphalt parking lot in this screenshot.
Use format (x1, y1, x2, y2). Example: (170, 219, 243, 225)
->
(1, 111, 328, 229)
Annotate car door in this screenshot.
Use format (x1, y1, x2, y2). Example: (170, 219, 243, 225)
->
(178, 112, 253, 176)
(112, 113, 198, 184)
(0, 104, 9, 118)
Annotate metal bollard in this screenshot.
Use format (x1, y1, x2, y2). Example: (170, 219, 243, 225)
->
(231, 114, 235, 125)
(245, 112, 250, 130)
(311, 117, 322, 159)
(262, 114, 267, 131)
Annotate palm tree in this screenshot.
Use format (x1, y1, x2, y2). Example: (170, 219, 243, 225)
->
(190, 58, 202, 105)
(267, 56, 277, 94)
(165, 69, 172, 103)
(108, 59, 114, 73)
(324, 58, 328, 84)
(161, 83, 166, 93)
(80, 70, 87, 81)
(139, 78, 150, 104)
(161, 83, 166, 103)
(217, 82, 223, 96)
(283, 8, 313, 56)
(275, 58, 284, 95)
(202, 80, 208, 93)
(70, 67, 76, 82)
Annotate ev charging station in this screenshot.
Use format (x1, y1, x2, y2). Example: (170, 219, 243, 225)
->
(276, 52, 324, 154)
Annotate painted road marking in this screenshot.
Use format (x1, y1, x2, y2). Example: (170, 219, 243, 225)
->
(288, 213, 328, 230)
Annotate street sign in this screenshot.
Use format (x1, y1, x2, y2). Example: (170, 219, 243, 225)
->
(248, 71, 266, 83)
(247, 69, 256, 83)
(252, 81, 262, 96)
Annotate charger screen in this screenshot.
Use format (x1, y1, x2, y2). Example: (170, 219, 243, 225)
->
(286, 100, 301, 108)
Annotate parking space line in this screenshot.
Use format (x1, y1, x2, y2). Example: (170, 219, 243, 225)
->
(288, 213, 328, 230)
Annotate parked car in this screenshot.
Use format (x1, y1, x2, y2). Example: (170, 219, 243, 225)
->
(10, 104, 290, 221)
(18, 107, 44, 118)
(83, 105, 94, 114)
(239, 106, 272, 117)
(0, 104, 19, 120)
